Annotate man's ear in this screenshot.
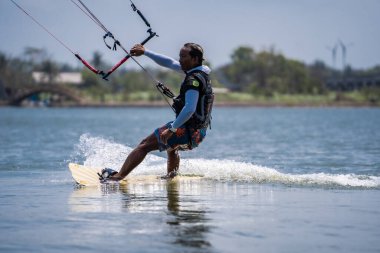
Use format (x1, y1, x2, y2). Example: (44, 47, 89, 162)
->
(193, 56, 200, 64)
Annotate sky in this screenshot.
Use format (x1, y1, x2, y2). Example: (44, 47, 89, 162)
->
(1, 0, 380, 71)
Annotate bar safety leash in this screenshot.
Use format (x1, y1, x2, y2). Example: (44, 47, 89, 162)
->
(70, 0, 175, 111)
(70, 0, 158, 80)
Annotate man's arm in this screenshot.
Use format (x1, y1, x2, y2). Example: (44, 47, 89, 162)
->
(130, 44, 182, 72)
(171, 90, 199, 129)
(144, 50, 182, 72)
(160, 90, 198, 145)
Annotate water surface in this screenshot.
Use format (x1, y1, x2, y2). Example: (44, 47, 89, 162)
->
(0, 107, 379, 252)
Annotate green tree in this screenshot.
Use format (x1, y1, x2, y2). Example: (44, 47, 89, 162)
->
(222, 46, 331, 95)
(231, 46, 255, 63)
(224, 46, 256, 91)
(91, 51, 106, 69)
(24, 47, 47, 66)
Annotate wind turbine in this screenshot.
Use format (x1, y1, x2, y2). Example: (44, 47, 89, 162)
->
(338, 39, 354, 69)
(326, 43, 339, 68)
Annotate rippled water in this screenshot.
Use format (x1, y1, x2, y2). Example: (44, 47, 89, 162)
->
(0, 107, 380, 252)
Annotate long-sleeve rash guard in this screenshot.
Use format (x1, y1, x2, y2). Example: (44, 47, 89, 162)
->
(144, 50, 182, 72)
(144, 50, 211, 129)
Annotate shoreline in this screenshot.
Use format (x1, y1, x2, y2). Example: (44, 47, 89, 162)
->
(1, 100, 379, 108)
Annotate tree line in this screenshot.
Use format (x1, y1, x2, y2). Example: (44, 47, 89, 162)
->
(1, 46, 380, 103)
(220, 46, 380, 96)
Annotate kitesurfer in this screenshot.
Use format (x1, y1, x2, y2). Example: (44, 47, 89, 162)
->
(100, 43, 214, 181)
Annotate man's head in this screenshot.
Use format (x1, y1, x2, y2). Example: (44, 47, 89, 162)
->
(179, 43, 204, 71)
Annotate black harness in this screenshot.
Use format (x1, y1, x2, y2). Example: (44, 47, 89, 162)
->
(173, 70, 214, 129)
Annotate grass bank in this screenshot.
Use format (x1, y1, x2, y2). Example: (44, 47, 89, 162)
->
(77, 90, 380, 107)
(214, 91, 380, 107)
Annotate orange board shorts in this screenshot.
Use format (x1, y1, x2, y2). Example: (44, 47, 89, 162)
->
(154, 121, 207, 151)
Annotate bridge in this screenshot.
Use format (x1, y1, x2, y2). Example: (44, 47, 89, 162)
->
(0, 83, 85, 106)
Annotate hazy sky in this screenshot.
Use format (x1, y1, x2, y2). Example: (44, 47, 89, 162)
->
(1, 0, 379, 70)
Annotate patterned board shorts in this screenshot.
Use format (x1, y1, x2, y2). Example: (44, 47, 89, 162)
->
(154, 121, 207, 151)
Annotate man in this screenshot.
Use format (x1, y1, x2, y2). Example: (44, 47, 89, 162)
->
(100, 43, 213, 181)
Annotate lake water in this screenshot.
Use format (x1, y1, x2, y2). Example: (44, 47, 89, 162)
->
(0, 107, 379, 253)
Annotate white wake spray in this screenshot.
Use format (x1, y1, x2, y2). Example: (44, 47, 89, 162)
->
(73, 134, 380, 189)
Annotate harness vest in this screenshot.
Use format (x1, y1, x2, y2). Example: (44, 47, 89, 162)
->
(172, 70, 214, 129)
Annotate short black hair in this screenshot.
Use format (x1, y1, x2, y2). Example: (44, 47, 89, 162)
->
(184, 43, 204, 65)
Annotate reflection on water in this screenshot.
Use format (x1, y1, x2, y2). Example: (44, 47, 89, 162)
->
(68, 180, 213, 251)
(166, 180, 212, 249)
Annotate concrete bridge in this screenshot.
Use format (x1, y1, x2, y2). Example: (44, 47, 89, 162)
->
(0, 83, 84, 106)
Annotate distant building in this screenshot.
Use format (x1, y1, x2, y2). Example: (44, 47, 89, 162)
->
(326, 75, 380, 91)
(32, 72, 82, 85)
(213, 87, 230, 94)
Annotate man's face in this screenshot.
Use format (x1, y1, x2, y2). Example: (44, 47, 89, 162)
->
(179, 47, 198, 71)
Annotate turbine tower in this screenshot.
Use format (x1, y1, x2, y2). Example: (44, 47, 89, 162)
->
(326, 43, 339, 68)
(338, 39, 353, 69)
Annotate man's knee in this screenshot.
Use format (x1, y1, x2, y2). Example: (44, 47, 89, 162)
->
(137, 134, 158, 153)
(167, 148, 179, 157)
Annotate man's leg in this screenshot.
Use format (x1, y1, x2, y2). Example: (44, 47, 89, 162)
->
(166, 148, 180, 177)
(111, 132, 159, 180)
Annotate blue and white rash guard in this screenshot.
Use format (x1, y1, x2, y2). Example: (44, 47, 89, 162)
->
(144, 50, 211, 129)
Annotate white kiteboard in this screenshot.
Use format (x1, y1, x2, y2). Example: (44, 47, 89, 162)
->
(68, 163, 203, 186)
